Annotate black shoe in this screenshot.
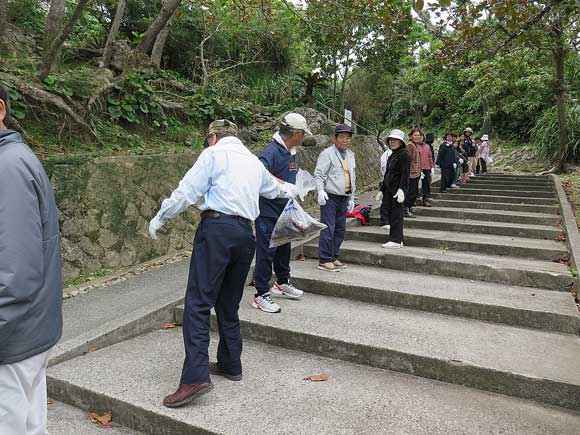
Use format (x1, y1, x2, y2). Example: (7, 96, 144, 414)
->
(404, 208, 416, 218)
(209, 362, 242, 381)
(440, 190, 448, 193)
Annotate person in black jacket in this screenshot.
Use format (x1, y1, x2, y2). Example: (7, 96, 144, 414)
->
(436, 132, 457, 193)
(380, 129, 410, 249)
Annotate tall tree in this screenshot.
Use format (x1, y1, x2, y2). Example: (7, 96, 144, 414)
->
(0, 0, 8, 39)
(137, 0, 181, 56)
(100, 0, 127, 69)
(151, 13, 173, 69)
(43, 0, 66, 53)
(38, 0, 92, 80)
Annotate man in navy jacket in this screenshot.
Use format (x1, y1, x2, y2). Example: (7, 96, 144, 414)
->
(253, 113, 312, 313)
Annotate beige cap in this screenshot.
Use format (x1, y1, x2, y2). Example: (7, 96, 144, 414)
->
(207, 119, 238, 136)
(281, 113, 313, 136)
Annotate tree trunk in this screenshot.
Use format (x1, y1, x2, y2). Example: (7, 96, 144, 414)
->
(338, 63, 350, 117)
(43, 0, 66, 53)
(0, 0, 8, 39)
(151, 14, 173, 69)
(38, 0, 91, 81)
(137, 0, 181, 56)
(100, 0, 126, 69)
(552, 9, 569, 168)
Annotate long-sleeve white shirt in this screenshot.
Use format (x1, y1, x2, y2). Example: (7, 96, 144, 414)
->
(154, 136, 291, 222)
(380, 149, 392, 177)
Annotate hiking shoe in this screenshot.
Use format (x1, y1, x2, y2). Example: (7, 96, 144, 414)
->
(209, 363, 242, 381)
(333, 260, 347, 269)
(381, 224, 391, 231)
(451, 184, 459, 188)
(382, 241, 402, 249)
(469, 172, 476, 177)
(271, 282, 303, 299)
(318, 262, 340, 272)
(404, 208, 416, 218)
(252, 294, 281, 313)
(424, 199, 433, 207)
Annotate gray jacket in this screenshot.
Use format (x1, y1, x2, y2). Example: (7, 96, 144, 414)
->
(314, 145, 356, 200)
(0, 130, 63, 364)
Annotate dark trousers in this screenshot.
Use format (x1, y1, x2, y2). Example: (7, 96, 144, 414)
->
(476, 158, 487, 174)
(383, 191, 404, 244)
(440, 166, 454, 191)
(180, 216, 255, 384)
(421, 169, 432, 199)
(318, 193, 348, 263)
(254, 216, 291, 296)
(404, 177, 420, 209)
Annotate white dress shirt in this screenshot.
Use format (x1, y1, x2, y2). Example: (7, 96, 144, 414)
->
(155, 136, 291, 222)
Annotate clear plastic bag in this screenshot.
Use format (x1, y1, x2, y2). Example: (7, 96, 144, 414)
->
(269, 198, 327, 248)
(295, 169, 316, 201)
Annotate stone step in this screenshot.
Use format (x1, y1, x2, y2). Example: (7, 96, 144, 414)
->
(179, 291, 580, 409)
(429, 199, 560, 214)
(370, 216, 562, 240)
(413, 206, 561, 226)
(48, 330, 580, 435)
(303, 240, 572, 290)
(460, 182, 554, 192)
(345, 226, 568, 261)
(479, 174, 549, 181)
(447, 188, 555, 199)
(431, 192, 557, 205)
(289, 261, 580, 334)
(467, 179, 554, 188)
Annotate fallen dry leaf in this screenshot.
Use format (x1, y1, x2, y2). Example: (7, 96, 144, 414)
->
(47, 399, 54, 405)
(161, 322, 178, 330)
(555, 234, 567, 242)
(89, 411, 111, 425)
(303, 374, 330, 382)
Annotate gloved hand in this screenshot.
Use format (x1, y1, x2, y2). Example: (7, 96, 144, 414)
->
(317, 190, 329, 206)
(393, 189, 405, 204)
(453, 163, 457, 169)
(347, 199, 355, 213)
(420, 172, 425, 180)
(459, 158, 464, 164)
(149, 216, 164, 240)
(431, 168, 435, 176)
(281, 182, 298, 199)
(375, 191, 383, 202)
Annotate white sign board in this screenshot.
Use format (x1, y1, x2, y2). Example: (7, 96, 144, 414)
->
(344, 109, 353, 127)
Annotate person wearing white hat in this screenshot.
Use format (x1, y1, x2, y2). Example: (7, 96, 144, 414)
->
(379, 129, 410, 249)
(477, 134, 491, 174)
(463, 127, 477, 177)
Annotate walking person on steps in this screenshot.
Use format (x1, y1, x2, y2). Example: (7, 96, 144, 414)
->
(477, 134, 491, 174)
(416, 131, 435, 207)
(404, 128, 422, 218)
(252, 113, 312, 314)
(315, 124, 356, 272)
(380, 129, 410, 249)
(376, 141, 393, 227)
(436, 132, 457, 193)
(149, 119, 298, 408)
(462, 127, 476, 177)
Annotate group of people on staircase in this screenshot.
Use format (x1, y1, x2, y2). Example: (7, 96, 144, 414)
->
(377, 127, 492, 249)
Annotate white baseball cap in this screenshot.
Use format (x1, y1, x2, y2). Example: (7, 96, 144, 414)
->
(481, 134, 489, 141)
(281, 113, 313, 136)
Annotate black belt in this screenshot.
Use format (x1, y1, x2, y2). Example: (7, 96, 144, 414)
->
(201, 210, 251, 224)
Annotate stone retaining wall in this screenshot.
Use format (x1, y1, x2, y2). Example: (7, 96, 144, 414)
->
(45, 135, 383, 282)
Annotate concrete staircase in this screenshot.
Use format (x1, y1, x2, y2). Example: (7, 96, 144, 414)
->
(47, 174, 580, 435)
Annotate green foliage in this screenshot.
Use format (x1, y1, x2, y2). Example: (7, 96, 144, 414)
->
(43, 75, 74, 98)
(8, 0, 45, 33)
(107, 73, 164, 125)
(530, 104, 580, 162)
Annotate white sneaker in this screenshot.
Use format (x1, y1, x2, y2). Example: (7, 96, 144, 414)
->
(252, 294, 281, 313)
(470, 173, 476, 177)
(381, 224, 391, 230)
(271, 282, 303, 299)
(451, 184, 459, 188)
(382, 241, 402, 249)
(333, 260, 347, 269)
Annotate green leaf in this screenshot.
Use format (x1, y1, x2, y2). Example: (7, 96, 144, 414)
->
(415, 0, 424, 11)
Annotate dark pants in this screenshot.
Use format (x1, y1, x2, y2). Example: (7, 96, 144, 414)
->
(421, 169, 432, 199)
(318, 193, 348, 263)
(180, 216, 255, 384)
(382, 191, 404, 244)
(254, 216, 291, 297)
(440, 166, 454, 191)
(476, 158, 487, 174)
(405, 177, 420, 209)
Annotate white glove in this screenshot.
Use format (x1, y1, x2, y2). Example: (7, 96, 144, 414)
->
(149, 216, 164, 240)
(281, 182, 298, 199)
(453, 163, 457, 169)
(420, 172, 425, 180)
(431, 168, 435, 176)
(375, 191, 383, 202)
(393, 189, 405, 204)
(347, 200, 355, 213)
(459, 158, 464, 164)
(317, 190, 328, 206)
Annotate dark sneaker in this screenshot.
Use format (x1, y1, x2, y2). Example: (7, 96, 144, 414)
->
(209, 363, 242, 381)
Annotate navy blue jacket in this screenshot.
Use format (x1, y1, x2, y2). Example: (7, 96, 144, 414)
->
(259, 139, 297, 218)
(436, 142, 456, 168)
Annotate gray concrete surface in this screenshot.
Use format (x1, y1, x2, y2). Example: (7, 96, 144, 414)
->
(47, 400, 142, 435)
(303, 240, 573, 290)
(431, 193, 557, 205)
(48, 330, 580, 435)
(289, 260, 579, 333)
(413, 206, 561, 225)
(430, 198, 559, 214)
(346, 226, 567, 260)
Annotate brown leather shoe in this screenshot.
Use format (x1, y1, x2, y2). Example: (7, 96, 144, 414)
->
(209, 362, 242, 381)
(162, 383, 213, 408)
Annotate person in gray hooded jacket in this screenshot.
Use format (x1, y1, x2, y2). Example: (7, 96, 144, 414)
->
(0, 83, 63, 435)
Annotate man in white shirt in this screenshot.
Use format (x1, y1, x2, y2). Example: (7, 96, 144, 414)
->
(149, 119, 296, 408)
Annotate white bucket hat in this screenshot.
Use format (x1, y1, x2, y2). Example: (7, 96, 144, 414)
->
(481, 134, 489, 141)
(464, 127, 473, 133)
(387, 128, 407, 144)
